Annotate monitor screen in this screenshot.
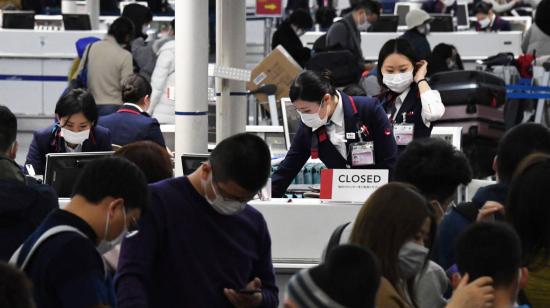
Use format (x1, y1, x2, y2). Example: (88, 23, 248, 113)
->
(281, 98, 302, 151)
(456, 4, 469, 28)
(369, 15, 399, 32)
(63, 14, 92, 31)
(2, 11, 35, 29)
(430, 14, 454, 32)
(44, 152, 114, 198)
(181, 153, 209, 175)
(395, 4, 410, 27)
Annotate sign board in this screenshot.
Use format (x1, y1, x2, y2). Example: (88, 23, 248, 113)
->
(320, 169, 389, 203)
(256, 0, 282, 16)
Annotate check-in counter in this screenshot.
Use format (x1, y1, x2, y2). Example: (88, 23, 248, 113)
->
(301, 31, 524, 61)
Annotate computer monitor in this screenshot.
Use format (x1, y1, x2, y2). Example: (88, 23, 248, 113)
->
(63, 14, 92, 30)
(2, 11, 35, 29)
(369, 15, 399, 32)
(44, 152, 114, 198)
(281, 97, 302, 151)
(181, 153, 209, 175)
(394, 3, 411, 27)
(456, 4, 470, 29)
(430, 14, 454, 32)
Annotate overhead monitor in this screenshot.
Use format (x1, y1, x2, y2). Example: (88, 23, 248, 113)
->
(369, 14, 399, 32)
(394, 3, 411, 27)
(63, 14, 92, 30)
(2, 11, 35, 29)
(281, 97, 302, 151)
(44, 151, 114, 198)
(181, 153, 209, 175)
(430, 14, 454, 32)
(456, 3, 470, 29)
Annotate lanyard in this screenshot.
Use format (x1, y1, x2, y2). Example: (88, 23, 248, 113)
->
(117, 109, 141, 115)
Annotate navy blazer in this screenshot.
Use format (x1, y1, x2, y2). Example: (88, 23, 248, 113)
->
(25, 124, 112, 175)
(98, 104, 166, 148)
(379, 84, 433, 146)
(271, 92, 397, 198)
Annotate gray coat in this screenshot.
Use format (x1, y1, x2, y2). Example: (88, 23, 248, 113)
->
(326, 13, 365, 69)
(522, 23, 550, 57)
(131, 37, 157, 82)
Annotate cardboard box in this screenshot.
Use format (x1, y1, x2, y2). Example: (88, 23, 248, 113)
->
(247, 45, 302, 102)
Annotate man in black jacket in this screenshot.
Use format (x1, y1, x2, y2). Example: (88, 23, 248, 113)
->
(0, 105, 57, 261)
(271, 9, 313, 67)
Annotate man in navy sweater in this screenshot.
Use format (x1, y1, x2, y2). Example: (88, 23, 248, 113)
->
(116, 133, 278, 307)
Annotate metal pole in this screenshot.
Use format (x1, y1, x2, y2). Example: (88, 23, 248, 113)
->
(174, 0, 209, 176)
(215, 0, 247, 142)
(87, 0, 100, 30)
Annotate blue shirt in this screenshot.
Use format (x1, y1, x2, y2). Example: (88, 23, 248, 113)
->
(115, 176, 279, 308)
(15, 209, 116, 308)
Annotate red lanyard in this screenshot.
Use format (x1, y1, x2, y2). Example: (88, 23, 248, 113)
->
(117, 109, 141, 115)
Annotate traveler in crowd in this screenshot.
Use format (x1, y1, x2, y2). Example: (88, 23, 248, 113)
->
(271, 9, 313, 68)
(401, 9, 433, 62)
(114, 141, 173, 184)
(428, 43, 464, 76)
(271, 71, 397, 198)
(435, 123, 550, 270)
(10, 157, 148, 308)
(474, 2, 511, 32)
(506, 153, 550, 307)
(284, 245, 381, 308)
(81, 17, 134, 116)
(478, 0, 522, 15)
(0, 262, 35, 308)
(315, 6, 337, 31)
(99, 74, 166, 147)
(116, 133, 278, 307)
(522, 0, 550, 56)
(149, 19, 176, 124)
(0, 106, 57, 261)
(422, 0, 457, 14)
(122, 3, 157, 81)
(455, 222, 528, 308)
(25, 89, 112, 176)
(376, 39, 445, 151)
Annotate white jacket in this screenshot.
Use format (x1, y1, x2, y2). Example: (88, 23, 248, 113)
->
(148, 38, 175, 124)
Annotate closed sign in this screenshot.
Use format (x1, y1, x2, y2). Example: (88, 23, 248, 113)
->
(320, 169, 388, 203)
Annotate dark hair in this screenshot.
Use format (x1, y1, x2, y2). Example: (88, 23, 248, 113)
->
(0, 106, 17, 154)
(428, 43, 464, 76)
(171, 19, 175, 33)
(364, 0, 381, 15)
(73, 157, 149, 212)
(122, 3, 153, 39)
(122, 74, 152, 104)
(55, 89, 98, 126)
(342, 84, 367, 96)
(394, 138, 472, 204)
(506, 153, 550, 269)
(108, 17, 135, 45)
(115, 141, 173, 183)
(289, 70, 337, 104)
(0, 262, 34, 308)
(456, 222, 522, 288)
(377, 38, 417, 89)
(496, 123, 550, 183)
(535, 0, 550, 36)
(352, 0, 379, 12)
(311, 245, 381, 308)
(473, 2, 492, 14)
(288, 8, 313, 29)
(315, 7, 337, 29)
(210, 133, 271, 192)
(349, 182, 436, 300)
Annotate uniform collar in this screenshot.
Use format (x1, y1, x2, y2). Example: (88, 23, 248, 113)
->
(122, 103, 144, 113)
(398, 88, 411, 103)
(329, 91, 344, 127)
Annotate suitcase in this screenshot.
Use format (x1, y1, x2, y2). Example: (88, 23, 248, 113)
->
(430, 70, 506, 107)
(435, 104, 505, 139)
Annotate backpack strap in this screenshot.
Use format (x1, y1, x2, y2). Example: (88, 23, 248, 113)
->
(325, 222, 351, 257)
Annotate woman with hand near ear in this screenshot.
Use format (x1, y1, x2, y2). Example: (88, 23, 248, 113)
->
(376, 38, 445, 151)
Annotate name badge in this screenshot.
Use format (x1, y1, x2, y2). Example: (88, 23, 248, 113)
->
(350, 142, 375, 167)
(346, 132, 356, 140)
(394, 124, 414, 146)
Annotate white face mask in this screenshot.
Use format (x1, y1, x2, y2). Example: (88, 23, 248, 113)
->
(97, 206, 128, 254)
(201, 173, 247, 215)
(398, 241, 429, 279)
(417, 23, 431, 35)
(61, 128, 90, 145)
(443, 0, 455, 6)
(297, 101, 329, 130)
(142, 24, 150, 34)
(479, 17, 491, 29)
(357, 20, 371, 31)
(383, 71, 414, 94)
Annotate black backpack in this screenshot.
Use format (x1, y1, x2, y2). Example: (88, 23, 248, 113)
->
(324, 222, 351, 259)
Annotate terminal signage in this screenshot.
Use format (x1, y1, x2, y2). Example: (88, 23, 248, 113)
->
(320, 169, 388, 203)
(256, 0, 282, 16)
